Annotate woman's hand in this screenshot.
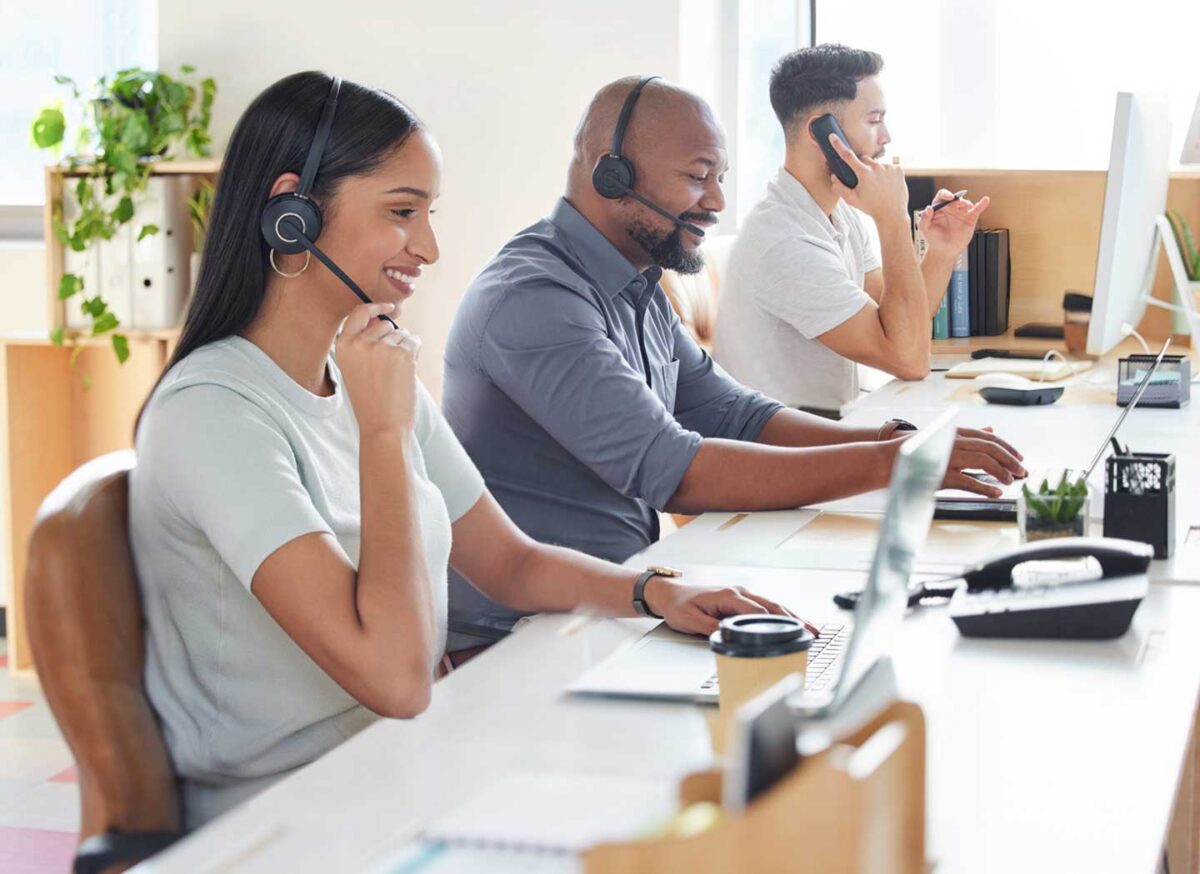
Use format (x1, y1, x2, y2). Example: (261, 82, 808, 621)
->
(336, 302, 422, 438)
(644, 578, 812, 637)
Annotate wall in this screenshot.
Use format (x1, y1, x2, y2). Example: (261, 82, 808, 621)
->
(157, 0, 683, 396)
(0, 241, 49, 610)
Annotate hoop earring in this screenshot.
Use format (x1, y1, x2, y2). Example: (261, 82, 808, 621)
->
(270, 249, 311, 278)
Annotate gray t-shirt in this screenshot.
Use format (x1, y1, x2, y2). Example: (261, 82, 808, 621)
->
(714, 167, 881, 413)
(130, 336, 483, 829)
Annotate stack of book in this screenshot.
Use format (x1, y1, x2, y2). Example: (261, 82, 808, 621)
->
(920, 225, 1011, 340)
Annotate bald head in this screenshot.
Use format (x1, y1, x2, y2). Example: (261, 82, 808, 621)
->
(568, 77, 723, 194)
(565, 76, 728, 274)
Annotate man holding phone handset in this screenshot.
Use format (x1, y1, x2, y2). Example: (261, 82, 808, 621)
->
(714, 44, 990, 416)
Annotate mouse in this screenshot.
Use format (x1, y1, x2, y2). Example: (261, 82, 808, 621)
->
(971, 373, 1064, 406)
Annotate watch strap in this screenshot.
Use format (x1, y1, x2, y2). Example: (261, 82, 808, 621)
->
(878, 418, 918, 441)
(633, 569, 663, 618)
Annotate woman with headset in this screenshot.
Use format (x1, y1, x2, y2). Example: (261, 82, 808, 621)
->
(129, 71, 799, 828)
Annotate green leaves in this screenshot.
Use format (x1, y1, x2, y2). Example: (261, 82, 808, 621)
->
(80, 296, 108, 317)
(91, 311, 119, 335)
(31, 107, 65, 149)
(58, 273, 84, 300)
(31, 63, 217, 366)
(1022, 471, 1089, 524)
(1166, 210, 1200, 282)
(111, 334, 130, 364)
(113, 195, 134, 223)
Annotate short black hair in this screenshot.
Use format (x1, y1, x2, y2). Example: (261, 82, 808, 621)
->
(769, 44, 883, 134)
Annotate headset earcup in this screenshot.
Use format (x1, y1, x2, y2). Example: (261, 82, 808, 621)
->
(261, 194, 323, 254)
(592, 154, 635, 200)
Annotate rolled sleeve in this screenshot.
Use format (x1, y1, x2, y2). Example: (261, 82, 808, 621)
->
(669, 306, 785, 441)
(480, 282, 702, 511)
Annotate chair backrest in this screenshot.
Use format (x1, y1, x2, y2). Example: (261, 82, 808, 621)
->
(25, 450, 180, 845)
(660, 234, 738, 349)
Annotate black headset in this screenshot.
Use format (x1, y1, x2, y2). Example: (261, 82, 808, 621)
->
(260, 75, 399, 329)
(591, 76, 705, 239)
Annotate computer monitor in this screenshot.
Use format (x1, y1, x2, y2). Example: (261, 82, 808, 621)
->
(1086, 92, 1172, 356)
(1182, 91, 1200, 164)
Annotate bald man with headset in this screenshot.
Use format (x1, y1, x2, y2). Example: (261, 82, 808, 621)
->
(441, 76, 1024, 652)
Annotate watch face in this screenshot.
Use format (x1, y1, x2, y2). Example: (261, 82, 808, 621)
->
(649, 565, 682, 577)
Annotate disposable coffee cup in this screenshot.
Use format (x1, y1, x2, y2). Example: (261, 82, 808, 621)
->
(709, 615, 814, 719)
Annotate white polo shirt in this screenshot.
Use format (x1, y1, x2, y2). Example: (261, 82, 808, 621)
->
(714, 167, 880, 413)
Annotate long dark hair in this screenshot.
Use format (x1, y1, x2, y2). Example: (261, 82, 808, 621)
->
(137, 71, 420, 432)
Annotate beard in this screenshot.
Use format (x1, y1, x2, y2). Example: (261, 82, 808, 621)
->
(625, 212, 709, 275)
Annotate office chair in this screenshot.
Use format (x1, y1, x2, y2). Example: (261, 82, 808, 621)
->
(659, 234, 736, 350)
(25, 451, 180, 874)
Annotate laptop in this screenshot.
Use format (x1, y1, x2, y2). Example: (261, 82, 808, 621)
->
(567, 408, 957, 714)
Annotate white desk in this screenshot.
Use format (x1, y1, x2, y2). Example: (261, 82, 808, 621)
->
(638, 366, 1200, 578)
(138, 566, 1200, 874)
(135, 357, 1200, 873)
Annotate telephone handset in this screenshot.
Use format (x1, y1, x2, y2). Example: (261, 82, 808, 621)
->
(949, 537, 1152, 640)
(961, 537, 1153, 592)
(810, 113, 859, 189)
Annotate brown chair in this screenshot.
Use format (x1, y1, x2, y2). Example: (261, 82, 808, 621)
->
(25, 451, 180, 873)
(660, 235, 738, 530)
(659, 233, 738, 350)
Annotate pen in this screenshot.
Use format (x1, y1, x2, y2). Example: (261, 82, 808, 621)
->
(930, 190, 968, 212)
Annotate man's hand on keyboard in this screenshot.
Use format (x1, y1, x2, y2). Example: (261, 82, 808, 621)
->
(942, 426, 1027, 497)
(643, 579, 819, 638)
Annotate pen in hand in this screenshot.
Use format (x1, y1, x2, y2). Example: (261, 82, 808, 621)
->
(930, 189, 968, 212)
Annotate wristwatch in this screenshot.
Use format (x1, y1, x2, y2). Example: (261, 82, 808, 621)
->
(877, 418, 918, 441)
(633, 565, 682, 618)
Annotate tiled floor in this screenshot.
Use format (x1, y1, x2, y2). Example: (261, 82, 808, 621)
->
(0, 640, 80, 874)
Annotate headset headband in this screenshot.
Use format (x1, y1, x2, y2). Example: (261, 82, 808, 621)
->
(297, 76, 342, 197)
(611, 76, 658, 158)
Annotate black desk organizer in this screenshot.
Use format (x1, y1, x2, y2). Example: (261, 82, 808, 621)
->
(1116, 354, 1190, 408)
(1103, 452, 1176, 558)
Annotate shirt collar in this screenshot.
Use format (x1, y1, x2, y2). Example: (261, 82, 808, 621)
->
(772, 167, 846, 243)
(550, 197, 646, 299)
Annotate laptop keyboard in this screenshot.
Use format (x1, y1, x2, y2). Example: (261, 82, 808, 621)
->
(699, 622, 850, 693)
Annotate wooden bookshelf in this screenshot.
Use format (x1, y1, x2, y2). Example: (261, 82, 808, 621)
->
(2, 159, 216, 671)
(42, 158, 220, 332)
(1, 333, 172, 672)
(906, 169, 1200, 352)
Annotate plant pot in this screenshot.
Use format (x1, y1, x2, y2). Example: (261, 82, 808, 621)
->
(1018, 491, 1090, 543)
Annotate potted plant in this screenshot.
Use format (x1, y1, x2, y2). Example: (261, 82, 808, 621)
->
(1018, 472, 1090, 542)
(187, 177, 215, 294)
(31, 65, 216, 362)
(1165, 210, 1200, 337)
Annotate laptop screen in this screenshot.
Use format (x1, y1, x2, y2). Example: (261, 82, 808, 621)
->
(828, 409, 957, 708)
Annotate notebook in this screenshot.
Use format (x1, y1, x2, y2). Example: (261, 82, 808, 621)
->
(945, 358, 1092, 380)
(421, 771, 673, 852)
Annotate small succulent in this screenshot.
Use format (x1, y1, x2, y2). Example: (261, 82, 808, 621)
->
(1022, 471, 1089, 524)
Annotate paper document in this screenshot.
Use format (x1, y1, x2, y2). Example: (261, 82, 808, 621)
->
(420, 771, 675, 853)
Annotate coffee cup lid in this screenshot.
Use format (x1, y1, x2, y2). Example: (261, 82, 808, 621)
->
(709, 614, 815, 657)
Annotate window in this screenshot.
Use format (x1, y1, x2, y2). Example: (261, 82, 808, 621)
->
(682, 0, 1198, 230)
(815, 0, 1199, 169)
(0, 0, 156, 237)
(681, 0, 813, 230)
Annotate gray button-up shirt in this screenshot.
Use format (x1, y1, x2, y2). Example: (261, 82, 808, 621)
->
(443, 198, 783, 646)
